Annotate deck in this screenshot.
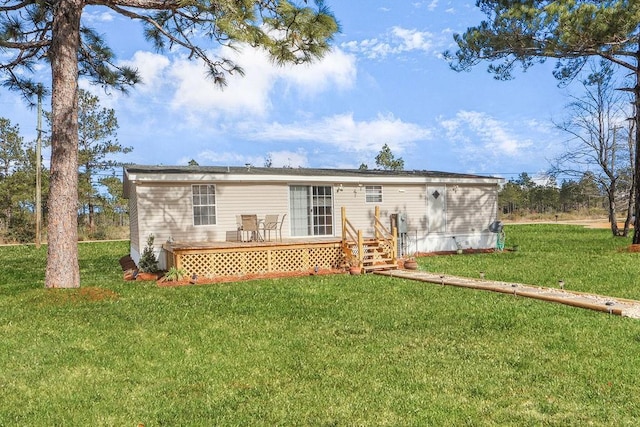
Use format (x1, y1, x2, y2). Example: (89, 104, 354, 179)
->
(161, 207, 399, 280)
(163, 237, 345, 279)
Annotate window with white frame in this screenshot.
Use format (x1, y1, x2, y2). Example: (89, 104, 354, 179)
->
(365, 185, 383, 203)
(192, 184, 216, 225)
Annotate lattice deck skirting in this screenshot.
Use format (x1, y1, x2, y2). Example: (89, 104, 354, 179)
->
(163, 240, 344, 279)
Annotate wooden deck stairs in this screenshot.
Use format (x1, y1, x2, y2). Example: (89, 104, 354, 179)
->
(341, 206, 398, 273)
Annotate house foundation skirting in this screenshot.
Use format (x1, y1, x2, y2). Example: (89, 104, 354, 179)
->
(163, 241, 344, 279)
(416, 232, 498, 253)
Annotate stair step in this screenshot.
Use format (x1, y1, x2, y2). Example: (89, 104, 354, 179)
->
(362, 250, 389, 256)
(363, 263, 398, 271)
(345, 239, 380, 245)
(363, 258, 394, 264)
(363, 256, 393, 262)
(342, 233, 396, 274)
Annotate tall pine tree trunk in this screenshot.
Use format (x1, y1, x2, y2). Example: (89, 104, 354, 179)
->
(1, 163, 10, 233)
(87, 169, 95, 233)
(89, 201, 95, 233)
(46, 0, 81, 288)
(634, 58, 640, 244)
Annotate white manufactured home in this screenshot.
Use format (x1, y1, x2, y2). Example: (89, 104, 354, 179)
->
(123, 165, 503, 273)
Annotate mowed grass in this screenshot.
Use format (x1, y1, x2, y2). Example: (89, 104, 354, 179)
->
(422, 224, 640, 300)
(0, 226, 639, 425)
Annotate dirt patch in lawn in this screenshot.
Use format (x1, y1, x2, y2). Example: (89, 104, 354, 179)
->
(32, 287, 120, 306)
(156, 268, 345, 287)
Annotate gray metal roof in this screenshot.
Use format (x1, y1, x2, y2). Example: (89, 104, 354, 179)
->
(123, 164, 499, 180)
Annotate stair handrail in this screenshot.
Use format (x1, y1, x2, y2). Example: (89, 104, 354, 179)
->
(373, 206, 397, 263)
(342, 206, 363, 268)
(342, 206, 398, 269)
(343, 218, 359, 243)
(341, 206, 358, 243)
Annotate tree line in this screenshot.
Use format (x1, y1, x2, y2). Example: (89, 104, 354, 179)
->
(0, 90, 129, 244)
(500, 172, 612, 215)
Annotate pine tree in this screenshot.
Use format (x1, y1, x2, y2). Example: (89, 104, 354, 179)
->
(0, 1, 338, 287)
(75, 89, 129, 233)
(446, 1, 640, 241)
(375, 143, 405, 171)
(0, 118, 26, 237)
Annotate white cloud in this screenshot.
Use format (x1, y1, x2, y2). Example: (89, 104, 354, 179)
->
(168, 50, 273, 118)
(197, 150, 263, 166)
(439, 111, 533, 166)
(246, 113, 432, 153)
(79, 51, 171, 121)
(526, 119, 554, 134)
(121, 51, 171, 93)
(82, 10, 114, 23)
(341, 26, 437, 59)
(279, 48, 356, 95)
(413, 1, 438, 11)
(392, 27, 434, 52)
(120, 44, 357, 125)
(192, 149, 308, 168)
(267, 150, 309, 168)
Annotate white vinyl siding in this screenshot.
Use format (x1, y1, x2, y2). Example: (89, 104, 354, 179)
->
(365, 185, 383, 203)
(192, 184, 217, 226)
(134, 182, 289, 247)
(446, 185, 498, 234)
(128, 189, 140, 254)
(332, 183, 427, 237)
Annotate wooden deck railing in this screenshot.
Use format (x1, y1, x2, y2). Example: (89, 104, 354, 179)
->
(341, 206, 359, 244)
(341, 206, 398, 272)
(373, 205, 398, 263)
(341, 206, 362, 268)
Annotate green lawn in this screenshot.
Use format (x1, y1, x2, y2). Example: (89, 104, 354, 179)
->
(1, 225, 639, 425)
(422, 224, 640, 300)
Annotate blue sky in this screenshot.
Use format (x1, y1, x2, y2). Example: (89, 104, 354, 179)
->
(1, 0, 580, 181)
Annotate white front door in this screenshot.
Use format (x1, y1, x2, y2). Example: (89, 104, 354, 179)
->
(427, 186, 446, 233)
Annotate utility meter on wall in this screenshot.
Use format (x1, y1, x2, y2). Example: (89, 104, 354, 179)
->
(397, 212, 408, 234)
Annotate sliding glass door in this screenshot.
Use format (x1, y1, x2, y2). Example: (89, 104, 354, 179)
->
(289, 185, 334, 237)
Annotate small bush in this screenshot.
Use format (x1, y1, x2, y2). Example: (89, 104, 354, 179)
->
(163, 267, 187, 282)
(138, 234, 159, 273)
